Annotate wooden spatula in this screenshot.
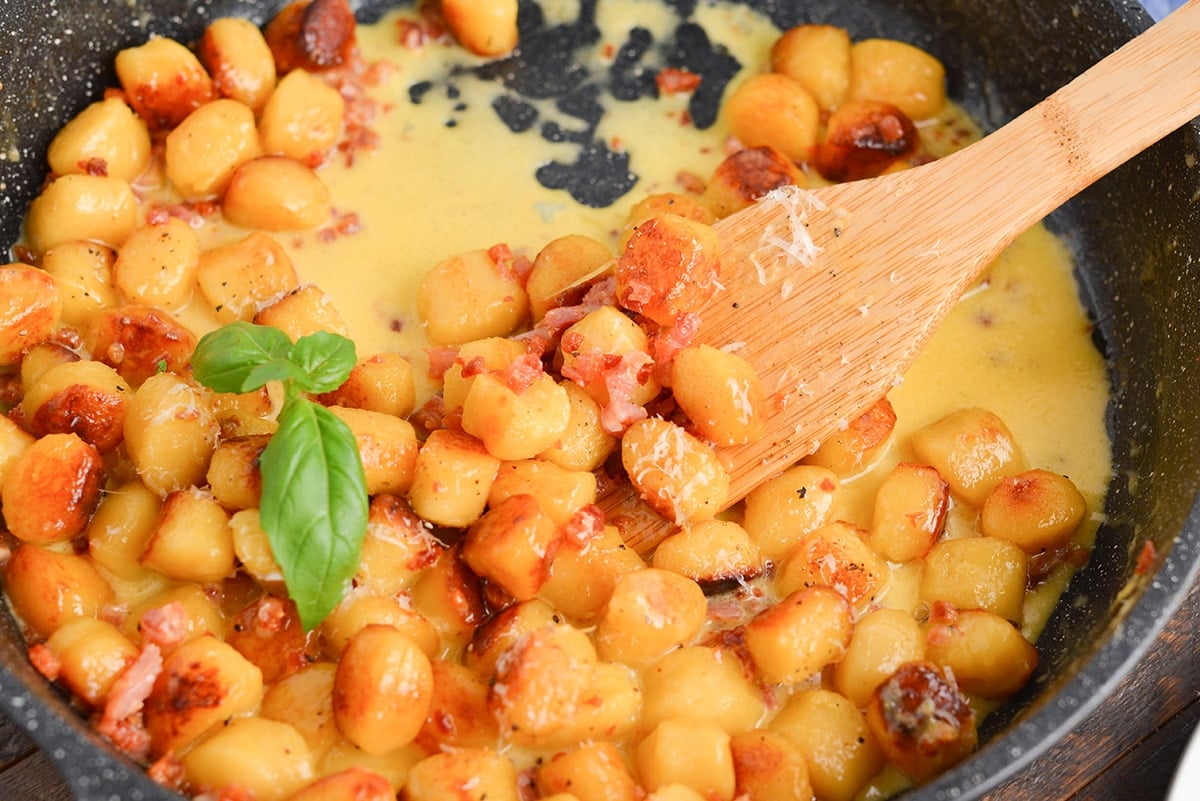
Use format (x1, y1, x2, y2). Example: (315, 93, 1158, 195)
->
(604, 0, 1200, 552)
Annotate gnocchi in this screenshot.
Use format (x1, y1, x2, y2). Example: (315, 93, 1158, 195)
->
(0, 6, 1108, 801)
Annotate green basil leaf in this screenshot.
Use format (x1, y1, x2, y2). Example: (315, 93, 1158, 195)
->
(243, 358, 303, 389)
(289, 331, 357, 394)
(258, 399, 368, 630)
(192, 322, 294, 393)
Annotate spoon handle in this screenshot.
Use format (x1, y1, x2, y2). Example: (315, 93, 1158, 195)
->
(922, 0, 1200, 261)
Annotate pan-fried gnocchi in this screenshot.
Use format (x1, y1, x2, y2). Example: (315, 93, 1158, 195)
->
(0, 1, 1111, 800)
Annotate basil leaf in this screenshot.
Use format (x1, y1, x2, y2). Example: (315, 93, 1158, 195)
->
(289, 331, 357, 394)
(243, 358, 303, 389)
(192, 322, 294, 393)
(258, 399, 368, 630)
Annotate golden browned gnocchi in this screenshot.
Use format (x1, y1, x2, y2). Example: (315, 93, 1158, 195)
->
(0, 5, 1108, 801)
(46, 96, 152, 182)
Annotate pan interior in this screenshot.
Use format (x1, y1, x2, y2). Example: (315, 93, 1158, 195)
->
(1, 2, 1198, 800)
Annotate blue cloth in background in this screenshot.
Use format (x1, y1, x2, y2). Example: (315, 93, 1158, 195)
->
(1141, 0, 1182, 19)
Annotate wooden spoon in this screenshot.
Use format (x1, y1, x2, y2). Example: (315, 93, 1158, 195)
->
(604, 0, 1200, 551)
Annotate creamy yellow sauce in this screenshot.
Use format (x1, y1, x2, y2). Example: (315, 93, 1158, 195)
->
(169, 0, 1110, 638)
(172, 2, 781, 399)
(8, 0, 1114, 795)
(308, 3, 1109, 629)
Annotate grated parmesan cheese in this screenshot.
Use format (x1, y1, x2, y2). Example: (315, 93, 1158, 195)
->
(749, 185, 827, 287)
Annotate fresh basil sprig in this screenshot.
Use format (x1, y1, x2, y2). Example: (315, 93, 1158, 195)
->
(192, 322, 367, 630)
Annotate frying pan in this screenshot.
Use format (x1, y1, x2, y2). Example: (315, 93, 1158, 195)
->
(1, 1, 1199, 799)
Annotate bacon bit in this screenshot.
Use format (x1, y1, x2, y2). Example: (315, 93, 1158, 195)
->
(563, 504, 605, 548)
(679, 109, 694, 127)
(561, 331, 585, 356)
(602, 43, 616, 59)
(426, 346, 459, 380)
(657, 67, 702, 95)
(460, 355, 488, 379)
(581, 275, 618, 308)
(255, 596, 289, 631)
(96, 643, 162, 762)
(562, 350, 655, 434)
(145, 207, 170, 226)
(519, 331, 551, 359)
(98, 716, 152, 763)
(677, 170, 706, 195)
(138, 600, 189, 650)
(483, 245, 532, 286)
(495, 353, 543, 393)
(649, 312, 700, 383)
(145, 200, 218, 227)
(317, 210, 362, 242)
(396, 4, 448, 48)
(147, 754, 185, 789)
(924, 602, 961, 647)
(101, 643, 162, 727)
(929, 600, 959, 625)
(397, 19, 428, 48)
(1135, 539, 1158, 576)
(512, 254, 534, 284)
(28, 643, 61, 681)
(78, 157, 109, 176)
(363, 61, 395, 89)
(411, 395, 447, 435)
(535, 305, 589, 340)
(215, 784, 258, 801)
(561, 350, 620, 383)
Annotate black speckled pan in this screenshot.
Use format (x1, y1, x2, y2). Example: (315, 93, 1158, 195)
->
(1, 1, 1199, 799)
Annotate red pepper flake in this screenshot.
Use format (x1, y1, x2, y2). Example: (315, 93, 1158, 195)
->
(657, 67, 702, 95)
(1135, 539, 1158, 575)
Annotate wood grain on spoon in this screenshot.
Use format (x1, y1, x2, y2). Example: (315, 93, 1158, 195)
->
(605, 0, 1200, 552)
